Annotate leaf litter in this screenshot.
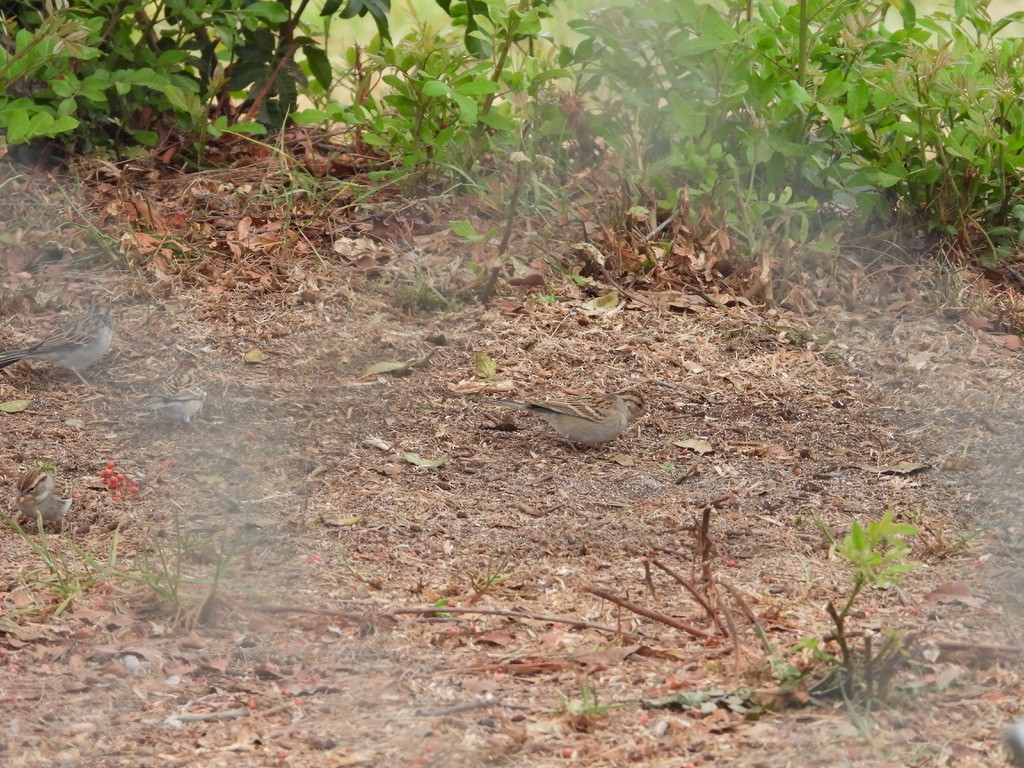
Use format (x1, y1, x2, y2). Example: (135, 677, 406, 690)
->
(0, 163, 1022, 767)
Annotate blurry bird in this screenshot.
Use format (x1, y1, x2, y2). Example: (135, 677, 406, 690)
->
(490, 388, 645, 446)
(138, 364, 206, 424)
(15, 469, 72, 527)
(0, 306, 113, 385)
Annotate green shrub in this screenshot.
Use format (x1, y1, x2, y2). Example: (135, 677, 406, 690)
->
(324, 0, 572, 186)
(571, 0, 1024, 261)
(0, 0, 393, 153)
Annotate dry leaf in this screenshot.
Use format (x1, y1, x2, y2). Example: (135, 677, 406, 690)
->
(0, 400, 30, 413)
(492, 298, 525, 313)
(243, 348, 264, 364)
(923, 581, 987, 608)
(506, 274, 544, 289)
(449, 379, 515, 394)
(649, 291, 709, 312)
(961, 315, 991, 330)
(180, 631, 206, 650)
(609, 453, 635, 466)
(855, 462, 930, 475)
(475, 352, 497, 380)
(572, 645, 642, 667)
(320, 513, 363, 527)
(399, 452, 447, 468)
(364, 361, 411, 376)
(364, 351, 434, 378)
(0, 617, 46, 642)
(992, 334, 1023, 351)
(362, 436, 393, 452)
(907, 351, 932, 371)
(579, 291, 621, 316)
(478, 631, 515, 647)
(408, 349, 436, 369)
(675, 439, 713, 454)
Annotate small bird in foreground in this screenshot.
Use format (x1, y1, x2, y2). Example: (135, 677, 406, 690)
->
(0, 307, 113, 385)
(490, 388, 646, 446)
(15, 469, 72, 528)
(138, 365, 206, 424)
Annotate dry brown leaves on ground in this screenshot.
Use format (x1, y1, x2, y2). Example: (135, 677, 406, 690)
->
(0, 163, 1022, 767)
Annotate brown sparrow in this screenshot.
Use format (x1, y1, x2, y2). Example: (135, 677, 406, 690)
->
(491, 388, 645, 445)
(138, 365, 206, 424)
(15, 469, 72, 526)
(0, 307, 113, 385)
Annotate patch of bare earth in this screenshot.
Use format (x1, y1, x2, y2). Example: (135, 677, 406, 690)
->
(1, 169, 1022, 767)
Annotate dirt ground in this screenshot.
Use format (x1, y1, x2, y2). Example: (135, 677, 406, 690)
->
(1, 165, 1024, 767)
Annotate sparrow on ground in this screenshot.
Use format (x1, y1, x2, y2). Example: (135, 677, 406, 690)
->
(0, 307, 113, 385)
(15, 469, 72, 527)
(138, 364, 206, 424)
(490, 388, 645, 445)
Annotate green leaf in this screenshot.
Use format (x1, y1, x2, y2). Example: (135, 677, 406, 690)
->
(245, 1, 290, 23)
(229, 121, 268, 135)
(454, 78, 499, 95)
(818, 104, 845, 131)
(421, 79, 450, 98)
(478, 110, 517, 131)
(846, 81, 869, 121)
(5, 108, 31, 144)
(303, 45, 333, 91)
(451, 92, 478, 123)
(450, 219, 482, 240)
(0, 400, 30, 413)
(291, 109, 331, 125)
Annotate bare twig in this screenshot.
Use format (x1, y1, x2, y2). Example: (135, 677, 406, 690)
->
(168, 708, 249, 724)
(641, 557, 657, 598)
(698, 506, 714, 592)
(584, 587, 713, 640)
(934, 640, 1023, 664)
(719, 580, 771, 658)
(650, 557, 718, 628)
(452, 660, 569, 674)
(252, 603, 618, 634)
(825, 601, 852, 670)
(417, 697, 498, 717)
(645, 212, 675, 241)
(717, 595, 741, 671)
(254, 605, 374, 620)
(393, 606, 618, 634)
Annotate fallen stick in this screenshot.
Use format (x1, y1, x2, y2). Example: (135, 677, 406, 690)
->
(584, 587, 714, 640)
(393, 606, 619, 634)
(253, 604, 619, 634)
